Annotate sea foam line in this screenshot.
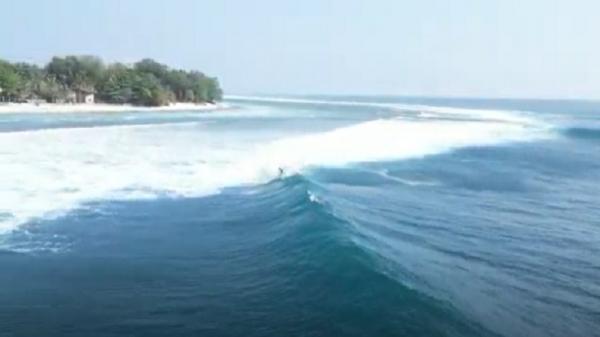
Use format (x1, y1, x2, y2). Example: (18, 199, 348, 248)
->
(225, 95, 538, 124)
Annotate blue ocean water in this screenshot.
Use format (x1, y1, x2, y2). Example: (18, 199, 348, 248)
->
(0, 96, 599, 337)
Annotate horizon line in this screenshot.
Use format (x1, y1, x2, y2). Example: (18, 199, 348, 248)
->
(225, 93, 600, 103)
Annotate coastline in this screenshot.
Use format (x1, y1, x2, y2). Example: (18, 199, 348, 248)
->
(0, 102, 228, 114)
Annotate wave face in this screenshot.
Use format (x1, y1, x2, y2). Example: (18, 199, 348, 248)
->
(1, 97, 600, 337)
(564, 126, 600, 141)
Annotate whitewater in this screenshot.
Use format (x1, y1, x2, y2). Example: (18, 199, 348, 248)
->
(0, 99, 549, 234)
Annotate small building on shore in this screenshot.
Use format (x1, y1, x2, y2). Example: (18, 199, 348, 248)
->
(64, 89, 95, 104)
(76, 89, 95, 104)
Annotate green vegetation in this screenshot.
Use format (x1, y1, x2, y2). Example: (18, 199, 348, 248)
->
(0, 56, 222, 106)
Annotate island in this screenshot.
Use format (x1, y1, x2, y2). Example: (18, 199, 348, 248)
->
(0, 56, 222, 110)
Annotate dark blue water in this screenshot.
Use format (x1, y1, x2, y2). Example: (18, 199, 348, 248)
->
(1, 97, 599, 337)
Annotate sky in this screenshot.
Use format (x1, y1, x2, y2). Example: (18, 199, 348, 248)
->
(1, 0, 599, 99)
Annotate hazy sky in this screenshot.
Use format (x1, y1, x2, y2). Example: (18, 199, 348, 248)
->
(1, 0, 599, 98)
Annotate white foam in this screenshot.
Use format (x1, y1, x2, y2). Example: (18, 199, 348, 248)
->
(226, 95, 538, 125)
(0, 107, 550, 233)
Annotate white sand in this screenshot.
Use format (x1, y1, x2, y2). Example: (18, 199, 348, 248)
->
(0, 102, 227, 114)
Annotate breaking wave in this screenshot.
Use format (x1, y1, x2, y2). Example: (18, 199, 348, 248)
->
(0, 100, 551, 233)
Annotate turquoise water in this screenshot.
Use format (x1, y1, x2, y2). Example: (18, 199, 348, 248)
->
(0, 97, 599, 337)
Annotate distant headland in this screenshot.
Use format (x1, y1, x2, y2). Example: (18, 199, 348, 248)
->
(0, 56, 222, 108)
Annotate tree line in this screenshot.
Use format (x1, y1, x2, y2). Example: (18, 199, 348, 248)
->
(0, 56, 222, 106)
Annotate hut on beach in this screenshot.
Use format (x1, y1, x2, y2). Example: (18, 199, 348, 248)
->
(75, 88, 95, 104)
(63, 88, 95, 104)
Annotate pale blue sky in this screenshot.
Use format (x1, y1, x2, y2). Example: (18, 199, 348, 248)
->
(1, 0, 599, 98)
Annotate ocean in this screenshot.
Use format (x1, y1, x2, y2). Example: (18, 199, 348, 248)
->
(0, 96, 599, 337)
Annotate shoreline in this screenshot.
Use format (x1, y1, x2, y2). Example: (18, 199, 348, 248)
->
(0, 102, 228, 114)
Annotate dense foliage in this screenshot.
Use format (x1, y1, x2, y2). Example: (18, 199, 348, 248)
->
(0, 56, 222, 106)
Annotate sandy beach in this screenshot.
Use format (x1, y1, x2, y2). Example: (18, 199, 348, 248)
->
(0, 102, 227, 114)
